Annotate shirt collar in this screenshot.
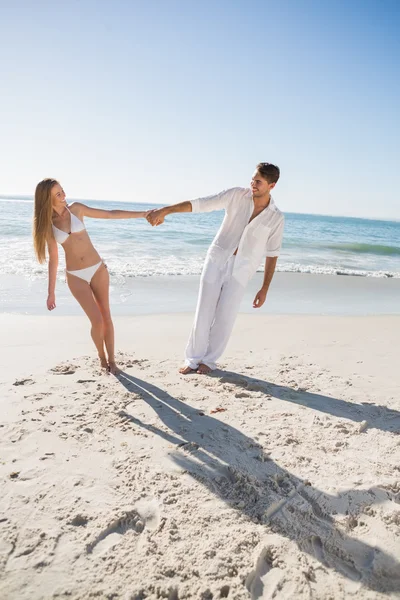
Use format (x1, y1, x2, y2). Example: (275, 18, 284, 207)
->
(267, 195, 275, 211)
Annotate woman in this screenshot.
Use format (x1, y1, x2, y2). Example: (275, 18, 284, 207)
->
(33, 178, 148, 374)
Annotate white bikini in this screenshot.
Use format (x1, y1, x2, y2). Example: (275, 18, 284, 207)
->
(52, 207, 104, 284)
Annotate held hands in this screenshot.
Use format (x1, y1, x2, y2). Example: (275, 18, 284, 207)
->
(253, 288, 267, 309)
(47, 293, 56, 311)
(146, 208, 166, 226)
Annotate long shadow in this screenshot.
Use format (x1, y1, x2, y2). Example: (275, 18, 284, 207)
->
(208, 369, 400, 434)
(116, 371, 400, 593)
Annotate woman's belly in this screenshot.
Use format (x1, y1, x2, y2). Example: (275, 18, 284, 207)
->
(62, 233, 102, 270)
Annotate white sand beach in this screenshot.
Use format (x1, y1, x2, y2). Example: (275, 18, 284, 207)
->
(1, 313, 399, 599)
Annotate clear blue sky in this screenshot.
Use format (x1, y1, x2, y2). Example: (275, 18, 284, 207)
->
(1, 0, 399, 218)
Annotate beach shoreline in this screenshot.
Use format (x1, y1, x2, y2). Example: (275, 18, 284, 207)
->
(2, 271, 400, 317)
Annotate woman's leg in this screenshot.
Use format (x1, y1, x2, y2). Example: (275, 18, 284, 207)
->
(67, 274, 107, 368)
(89, 265, 117, 373)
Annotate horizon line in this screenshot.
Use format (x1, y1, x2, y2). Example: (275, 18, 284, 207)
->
(0, 194, 398, 223)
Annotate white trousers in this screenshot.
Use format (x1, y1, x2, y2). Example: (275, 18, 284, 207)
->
(185, 256, 246, 370)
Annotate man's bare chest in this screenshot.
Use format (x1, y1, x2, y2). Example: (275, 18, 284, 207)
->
(248, 207, 267, 225)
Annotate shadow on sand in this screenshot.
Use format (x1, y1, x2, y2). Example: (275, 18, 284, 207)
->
(116, 370, 400, 594)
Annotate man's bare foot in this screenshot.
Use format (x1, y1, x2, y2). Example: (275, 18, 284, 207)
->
(197, 363, 212, 375)
(108, 361, 120, 375)
(179, 366, 196, 374)
(99, 356, 108, 370)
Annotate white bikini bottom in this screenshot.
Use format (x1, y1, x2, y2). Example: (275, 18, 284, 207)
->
(66, 260, 104, 284)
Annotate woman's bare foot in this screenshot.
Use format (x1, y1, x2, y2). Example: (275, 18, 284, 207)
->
(108, 361, 120, 375)
(197, 363, 212, 375)
(179, 366, 196, 374)
(99, 356, 108, 370)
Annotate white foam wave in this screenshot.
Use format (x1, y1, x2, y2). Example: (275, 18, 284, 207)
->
(1, 256, 399, 280)
(275, 262, 400, 278)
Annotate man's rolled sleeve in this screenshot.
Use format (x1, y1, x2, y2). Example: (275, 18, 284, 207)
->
(266, 216, 285, 257)
(190, 188, 237, 213)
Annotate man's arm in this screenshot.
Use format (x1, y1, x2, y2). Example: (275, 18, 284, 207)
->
(253, 215, 285, 307)
(253, 256, 278, 308)
(147, 188, 238, 226)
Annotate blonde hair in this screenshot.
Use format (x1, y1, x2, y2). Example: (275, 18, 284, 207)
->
(33, 178, 58, 263)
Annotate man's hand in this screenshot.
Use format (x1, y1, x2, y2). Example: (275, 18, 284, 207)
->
(146, 208, 166, 226)
(47, 293, 56, 311)
(253, 288, 267, 309)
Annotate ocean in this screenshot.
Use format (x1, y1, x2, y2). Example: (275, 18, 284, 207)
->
(1, 196, 400, 315)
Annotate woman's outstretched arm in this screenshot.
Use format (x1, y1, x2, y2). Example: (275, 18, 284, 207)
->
(47, 237, 58, 311)
(71, 202, 149, 220)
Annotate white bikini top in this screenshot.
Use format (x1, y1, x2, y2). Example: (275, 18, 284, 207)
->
(52, 206, 86, 245)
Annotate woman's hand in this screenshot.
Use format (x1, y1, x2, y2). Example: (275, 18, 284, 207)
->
(47, 293, 56, 311)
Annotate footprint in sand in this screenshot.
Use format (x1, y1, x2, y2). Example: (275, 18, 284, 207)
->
(300, 535, 362, 581)
(309, 535, 325, 563)
(13, 378, 34, 386)
(118, 357, 150, 369)
(87, 499, 160, 557)
(246, 547, 273, 593)
(246, 541, 284, 599)
(50, 363, 77, 375)
(87, 510, 145, 556)
(68, 514, 89, 527)
(23, 392, 50, 401)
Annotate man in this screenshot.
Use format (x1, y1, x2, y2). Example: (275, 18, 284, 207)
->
(147, 163, 284, 374)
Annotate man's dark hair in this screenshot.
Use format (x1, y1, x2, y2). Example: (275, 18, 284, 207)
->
(256, 162, 280, 184)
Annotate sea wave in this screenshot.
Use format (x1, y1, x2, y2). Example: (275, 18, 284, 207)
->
(275, 263, 399, 278)
(1, 258, 399, 280)
(325, 242, 400, 256)
(0, 197, 33, 204)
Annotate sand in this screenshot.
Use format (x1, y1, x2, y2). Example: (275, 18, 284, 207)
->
(3, 272, 400, 316)
(0, 314, 399, 599)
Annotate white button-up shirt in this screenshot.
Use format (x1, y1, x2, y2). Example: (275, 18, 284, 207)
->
(191, 187, 284, 286)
